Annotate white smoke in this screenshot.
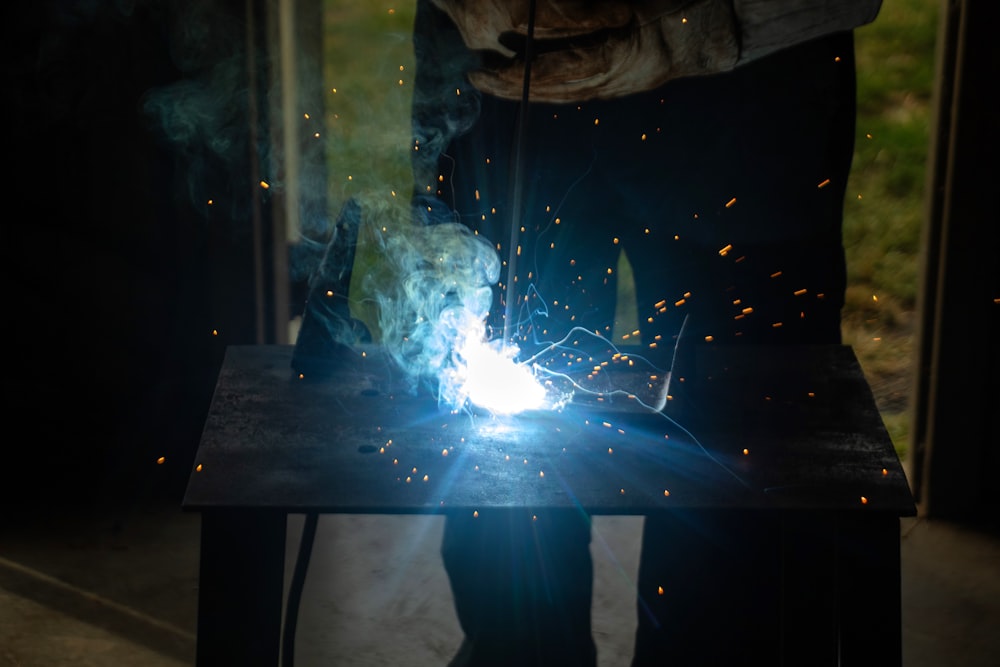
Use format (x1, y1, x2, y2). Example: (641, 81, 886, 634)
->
(347, 193, 567, 414)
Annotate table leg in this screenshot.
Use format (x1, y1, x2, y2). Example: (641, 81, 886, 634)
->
(837, 513, 902, 666)
(195, 509, 287, 666)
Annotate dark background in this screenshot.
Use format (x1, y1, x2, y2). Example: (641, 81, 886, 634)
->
(5, 1, 263, 510)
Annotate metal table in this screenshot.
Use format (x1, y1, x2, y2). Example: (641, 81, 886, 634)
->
(183, 343, 915, 665)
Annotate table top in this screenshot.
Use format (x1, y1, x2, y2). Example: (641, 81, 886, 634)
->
(182, 344, 915, 515)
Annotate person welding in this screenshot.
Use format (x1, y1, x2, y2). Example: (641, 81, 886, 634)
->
(410, 1, 882, 664)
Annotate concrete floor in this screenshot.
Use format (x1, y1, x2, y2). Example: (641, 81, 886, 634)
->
(2, 503, 999, 666)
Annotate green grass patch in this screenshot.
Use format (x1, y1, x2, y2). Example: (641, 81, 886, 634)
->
(322, 2, 416, 213)
(846, 0, 938, 314)
(843, 0, 939, 460)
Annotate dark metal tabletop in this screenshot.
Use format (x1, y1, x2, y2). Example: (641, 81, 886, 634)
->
(183, 344, 915, 516)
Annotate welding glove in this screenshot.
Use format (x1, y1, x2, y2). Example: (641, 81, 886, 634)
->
(431, 0, 881, 102)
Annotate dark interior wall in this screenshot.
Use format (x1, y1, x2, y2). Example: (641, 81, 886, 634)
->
(4, 1, 260, 510)
(911, 0, 1000, 524)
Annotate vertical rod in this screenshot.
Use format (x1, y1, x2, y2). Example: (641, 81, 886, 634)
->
(246, 0, 267, 343)
(502, 0, 538, 345)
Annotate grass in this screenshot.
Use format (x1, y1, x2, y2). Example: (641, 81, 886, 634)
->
(321, 2, 415, 212)
(842, 0, 941, 459)
(318, 0, 939, 460)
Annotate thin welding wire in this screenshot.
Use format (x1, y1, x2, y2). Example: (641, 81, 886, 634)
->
(502, 0, 537, 345)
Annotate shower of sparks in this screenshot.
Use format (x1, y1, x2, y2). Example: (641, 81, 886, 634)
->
(310, 29, 835, 497)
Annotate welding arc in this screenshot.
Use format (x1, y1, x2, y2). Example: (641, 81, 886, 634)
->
(282, 512, 319, 667)
(502, 0, 537, 345)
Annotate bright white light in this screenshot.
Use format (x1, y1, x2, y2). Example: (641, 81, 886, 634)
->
(456, 338, 547, 414)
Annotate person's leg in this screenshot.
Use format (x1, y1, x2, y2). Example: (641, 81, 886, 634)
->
(441, 509, 597, 667)
(631, 510, 783, 665)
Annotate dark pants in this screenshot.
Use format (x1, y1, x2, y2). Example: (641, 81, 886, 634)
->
(441, 510, 597, 667)
(417, 14, 856, 663)
(632, 510, 785, 665)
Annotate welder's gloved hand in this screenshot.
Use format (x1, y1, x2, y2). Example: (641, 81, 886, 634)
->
(430, 0, 883, 103)
(432, 0, 739, 102)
